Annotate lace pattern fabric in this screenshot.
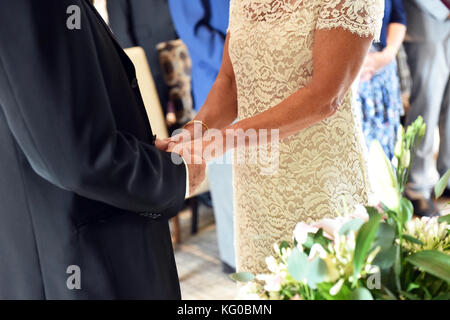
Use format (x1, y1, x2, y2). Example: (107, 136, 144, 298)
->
(228, 0, 384, 274)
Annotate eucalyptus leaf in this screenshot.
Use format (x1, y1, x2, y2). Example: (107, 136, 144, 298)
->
(349, 287, 374, 300)
(406, 250, 450, 283)
(434, 169, 450, 199)
(287, 247, 309, 282)
(339, 218, 364, 235)
(353, 214, 382, 279)
(307, 257, 327, 289)
(229, 272, 255, 283)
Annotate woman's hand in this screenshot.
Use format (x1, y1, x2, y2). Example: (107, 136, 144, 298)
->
(167, 131, 227, 163)
(360, 48, 396, 82)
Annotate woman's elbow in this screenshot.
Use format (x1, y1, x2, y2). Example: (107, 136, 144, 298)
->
(320, 97, 341, 118)
(311, 87, 343, 120)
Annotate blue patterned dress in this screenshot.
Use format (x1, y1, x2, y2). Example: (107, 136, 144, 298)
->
(357, 54, 403, 160)
(357, 0, 406, 160)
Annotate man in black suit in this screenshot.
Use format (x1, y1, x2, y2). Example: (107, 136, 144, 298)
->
(0, 0, 205, 299)
(106, 0, 178, 113)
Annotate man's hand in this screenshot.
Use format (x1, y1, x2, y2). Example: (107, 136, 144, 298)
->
(184, 154, 206, 197)
(155, 138, 171, 152)
(156, 137, 206, 197)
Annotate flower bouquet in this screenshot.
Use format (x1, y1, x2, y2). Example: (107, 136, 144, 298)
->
(231, 117, 450, 300)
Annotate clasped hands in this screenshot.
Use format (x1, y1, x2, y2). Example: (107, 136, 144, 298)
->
(155, 123, 226, 197)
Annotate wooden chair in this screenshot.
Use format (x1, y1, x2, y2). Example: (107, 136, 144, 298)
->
(124, 47, 209, 243)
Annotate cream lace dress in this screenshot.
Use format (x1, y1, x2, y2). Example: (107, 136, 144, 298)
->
(228, 0, 384, 274)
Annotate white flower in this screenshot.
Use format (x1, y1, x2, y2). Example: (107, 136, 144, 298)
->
(329, 279, 345, 296)
(368, 140, 400, 209)
(312, 218, 346, 239)
(293, 222, 318, 245)
(351, 205, 369, 221)
(236, 282, 262, 300)
(403, 216, 449, 252)
(308, 243, 327, 261)
(265, 256, 279, 273)
(401, 150, 411, 168)
(256, 274, 283, 292)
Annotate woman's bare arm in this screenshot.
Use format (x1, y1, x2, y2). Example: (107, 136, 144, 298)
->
(193, 34, 238, 130)
(221, 28, 374, 145)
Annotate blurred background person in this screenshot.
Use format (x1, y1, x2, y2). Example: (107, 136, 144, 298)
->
(100, 0, 178, 114)
(403, 0, 450, 217)
(357, 0, 407, 160)
(169, 0, 236, 273)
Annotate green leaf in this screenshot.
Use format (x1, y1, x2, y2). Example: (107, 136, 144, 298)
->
(279, 241, 291, 253)
(366, 206, 381, 218)
(349, 287, 374, 300)
(400, 290, 420, 300)
(229, 272, 255, 283)
(339, 218, 365, 235)
(316, 282, 352, 300)
(307, 257, 327, 289)
(312, 229, 331, 250)
(438, 215, 450, 224)
(353, 214, 382, 279)
(399, 197, 414, 225)
(406, 250, 450, 283)
(406, 282, 420, 292)
(371, 223, 396, 270)
(287, 247, 309, 282)
(403, 234, 424, 246)
(433, 292, 450, 300)
(435, 169, 450, 199)
(373, 222, 396, 252)
(302, 234, 315, 251)
(373, 245, 396, 270)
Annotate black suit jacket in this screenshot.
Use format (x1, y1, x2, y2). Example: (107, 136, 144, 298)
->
(107, 0, 178, 113)
(0, 0, 186, 299)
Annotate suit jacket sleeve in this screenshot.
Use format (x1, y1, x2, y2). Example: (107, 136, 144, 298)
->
(168, 0, 226, 69)
(411, 0, 450, 21)
(0, 0, 186, 216)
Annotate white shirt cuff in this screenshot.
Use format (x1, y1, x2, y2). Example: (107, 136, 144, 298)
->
(182, 157, 189, 198)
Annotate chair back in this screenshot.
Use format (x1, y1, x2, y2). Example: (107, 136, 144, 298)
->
(124, 47, 169, 139)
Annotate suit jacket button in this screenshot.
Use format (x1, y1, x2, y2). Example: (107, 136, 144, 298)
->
(131, 78, 138, 88)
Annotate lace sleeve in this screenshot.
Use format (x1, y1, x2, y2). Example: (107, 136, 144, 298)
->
(316, 0, 385, 41)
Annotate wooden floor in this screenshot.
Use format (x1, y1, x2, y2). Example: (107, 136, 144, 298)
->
(173, 206, 238, 300)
